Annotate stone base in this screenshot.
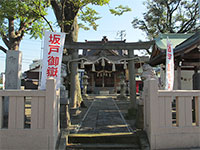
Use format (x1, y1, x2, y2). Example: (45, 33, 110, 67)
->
(60, 89, 68, 104)
(136, 103, 144, 129)
(117, 95, 127, 100)
(60, 104, 71, 128)
(70, 107, 81, 117)
(82, 94, 88, 100)
(99, 90, 109, 95)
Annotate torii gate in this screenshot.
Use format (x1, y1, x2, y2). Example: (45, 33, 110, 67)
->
(64, 40, 154, 109)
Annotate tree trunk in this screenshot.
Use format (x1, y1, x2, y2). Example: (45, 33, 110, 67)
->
(9, 40, 21, 51)
(66, 16, 83, 108)
(51, 0, 83, 108)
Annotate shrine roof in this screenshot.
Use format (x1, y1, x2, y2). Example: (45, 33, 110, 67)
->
(83, 36, 127, 57)
(154, 33, 193, 51)
(149, 31, 200, 68)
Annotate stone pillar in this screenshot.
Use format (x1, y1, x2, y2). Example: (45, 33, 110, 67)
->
(128, 49, 137, 109)
(70, 50, 78, 108)
(60, 63, 68, 104)
(4, 50, 22, 114)
(5, 50, 22, 89)
(60, 64, 71, 128)
(137, 64, 158, 129)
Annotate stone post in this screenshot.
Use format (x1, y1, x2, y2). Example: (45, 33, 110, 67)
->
(60, 63, 68, 104)
(70, 50, 78, 108)
(128, 49, 137, 109)
(60, 64, 71, 128)
(5, 50, 22, 89)
(144, 78, 159, 150)
(45, 79, 60, 149)
(136, 64, 158, 129)
(4, 50, 22, 114)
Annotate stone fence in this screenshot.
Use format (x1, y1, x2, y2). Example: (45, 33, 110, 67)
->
(143, 78, 200, 150)
(0, 79, 60, 150)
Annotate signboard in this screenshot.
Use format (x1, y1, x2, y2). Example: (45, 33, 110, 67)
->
(165, 38, 174, 90)
(40, 31, 66, 90)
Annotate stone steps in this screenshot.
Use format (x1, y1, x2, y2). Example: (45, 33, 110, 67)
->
(66, 132, 141, 150)
(66, 143, 140, 150)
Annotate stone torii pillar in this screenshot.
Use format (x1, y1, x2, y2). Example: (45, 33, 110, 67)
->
(70, 49, 78, 108)
(128, 49, 137, 109)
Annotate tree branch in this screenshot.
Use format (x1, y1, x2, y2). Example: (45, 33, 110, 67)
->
(41, 15, 54, 32)
(156, 19, 163, 33)
(51, 0, 62, 23)
(0, 32, 10, 49)
(17, 19, 36, 40)
(30, 0, 54, 32)
(8, 17, 15, 39)
(171, 0, 181, 13)
(61, 0, 67, 31)
(0, 45, 8, 53)
(145, 49, 152, 55)
(16, 21, 26, 37)
(178, 3, 198, 33)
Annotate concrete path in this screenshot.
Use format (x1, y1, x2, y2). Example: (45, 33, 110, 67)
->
(75, 98, 132, 134)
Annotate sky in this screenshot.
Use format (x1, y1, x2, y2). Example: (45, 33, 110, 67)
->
(0, 0, 147, 73)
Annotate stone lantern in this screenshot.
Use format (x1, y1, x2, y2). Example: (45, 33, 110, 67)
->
(117, 73, 127, 100)
(82, 72, 89, 98)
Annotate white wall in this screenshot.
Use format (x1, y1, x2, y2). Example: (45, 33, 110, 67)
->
(160, 68, 194, 90)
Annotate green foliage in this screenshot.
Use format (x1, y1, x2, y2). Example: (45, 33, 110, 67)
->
(78, 7, 101, 30)
(78, 0, 110, 7)
(51, 0, 131, 33)
(0, 0, 50, 41)
(109, 5, 132, 16)
(132, 0, 200, 39)
(62, 0, 131, 31)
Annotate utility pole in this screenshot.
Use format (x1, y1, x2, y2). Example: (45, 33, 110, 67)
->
(116, 30, 126, 41)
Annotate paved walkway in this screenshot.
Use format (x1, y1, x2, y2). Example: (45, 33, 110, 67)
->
(74, 98, 132, 134)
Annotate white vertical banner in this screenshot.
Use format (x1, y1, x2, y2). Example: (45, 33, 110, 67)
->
(40, 31, 66, 90)
(165, 37, 174, 90)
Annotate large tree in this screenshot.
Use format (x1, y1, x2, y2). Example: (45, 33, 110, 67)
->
(132, 0, 200, 39)
(50, 0, 131, 43)
(50, 0, 131, 108)
(0, 0, 51, 53)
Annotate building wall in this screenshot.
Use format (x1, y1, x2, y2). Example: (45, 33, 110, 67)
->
(160, 68, 194, 90)
(175, 70, 193, 90)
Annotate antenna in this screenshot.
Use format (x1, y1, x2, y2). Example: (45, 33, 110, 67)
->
(116, 30, 126, 41)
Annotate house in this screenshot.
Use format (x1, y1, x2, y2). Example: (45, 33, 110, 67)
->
(149, 31, 200, 90)
(22, 60, 41, 89)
